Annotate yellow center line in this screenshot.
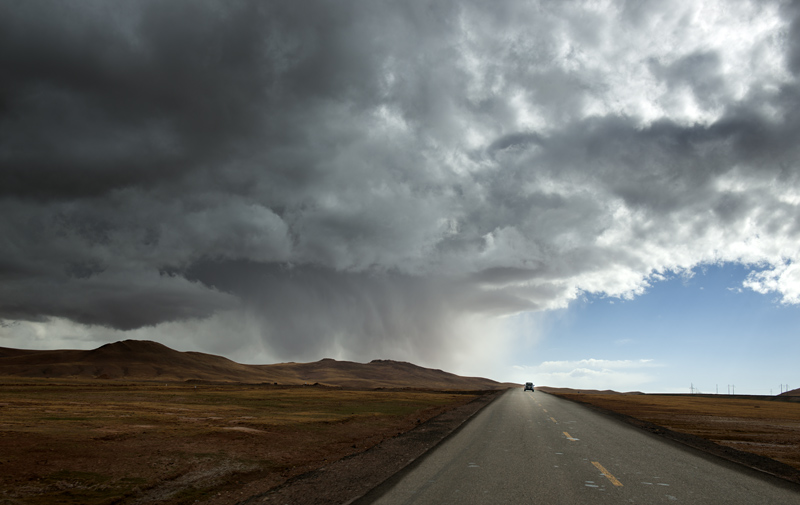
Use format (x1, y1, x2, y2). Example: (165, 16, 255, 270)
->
(543, 409, 548, 412)
(550, 416, 557, 423)
(563, 431, 578, 441)
(592, 461, 623, 487)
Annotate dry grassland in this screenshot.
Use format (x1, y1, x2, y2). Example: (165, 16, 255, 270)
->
(558, 393, 800, 472)
(0, 378, 478, 505)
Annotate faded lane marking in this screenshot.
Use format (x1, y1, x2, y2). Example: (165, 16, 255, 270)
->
(563, 431, 578, 441)
(550, 417, 557, 423)
(592, 461, 623, 487)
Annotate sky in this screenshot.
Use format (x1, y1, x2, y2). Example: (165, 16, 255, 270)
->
(1, 0, 799, 394)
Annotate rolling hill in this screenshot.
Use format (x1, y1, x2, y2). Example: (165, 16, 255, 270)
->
(0, 339, 512, 390)
(536, 386, 645, 395)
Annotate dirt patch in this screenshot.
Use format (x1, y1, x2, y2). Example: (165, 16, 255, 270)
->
(548, 392, 800, 485)
(0, 379, 492, 505)
(222, 427, 266, 434)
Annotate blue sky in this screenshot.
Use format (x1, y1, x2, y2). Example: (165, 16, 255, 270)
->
(508, 263, 800, 394)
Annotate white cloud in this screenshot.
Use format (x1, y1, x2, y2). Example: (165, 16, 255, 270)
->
(513, 358, 661, 391)
(744, 262, 800, 304)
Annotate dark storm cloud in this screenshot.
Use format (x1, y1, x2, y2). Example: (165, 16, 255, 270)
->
(1, 0, 799, 363)
(0, 0, 273, 199)
(487, 133, 544, 158)
(785, 0, 800, 76)
(648, 51, 727, 108)
(181, 259, 462, 361)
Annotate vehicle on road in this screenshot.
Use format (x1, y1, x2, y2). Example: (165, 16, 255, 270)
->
(524, 382, 534, 391)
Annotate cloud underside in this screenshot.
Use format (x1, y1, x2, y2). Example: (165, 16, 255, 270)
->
(2, 1, 800, 363)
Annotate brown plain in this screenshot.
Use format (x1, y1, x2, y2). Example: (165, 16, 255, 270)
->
(0, 379, 482, 505)
(0, 340, 509, 504)
(548, 391, 800, 474)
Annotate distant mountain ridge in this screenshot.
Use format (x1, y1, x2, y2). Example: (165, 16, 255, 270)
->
(0, 340, 512, 390)
(536, 386, 645, 395)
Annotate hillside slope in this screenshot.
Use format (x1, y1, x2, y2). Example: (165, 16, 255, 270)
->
(0, 340, 511, 390)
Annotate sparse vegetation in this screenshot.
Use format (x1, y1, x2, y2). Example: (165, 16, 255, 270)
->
(0, 378, 479, 505)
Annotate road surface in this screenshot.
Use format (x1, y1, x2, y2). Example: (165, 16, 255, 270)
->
(363, 388, 800, 504)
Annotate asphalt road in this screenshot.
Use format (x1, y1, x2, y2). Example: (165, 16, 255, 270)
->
(365, 388, 800, 504)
